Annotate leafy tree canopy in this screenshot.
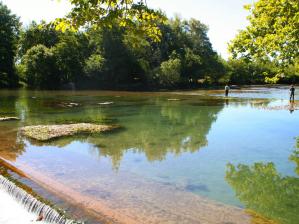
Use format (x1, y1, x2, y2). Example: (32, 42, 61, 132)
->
(229, 0, 299, 66)
(54, 0, 166, 41)
(18, 21, 60, 58)
(22, 44, 59, 89)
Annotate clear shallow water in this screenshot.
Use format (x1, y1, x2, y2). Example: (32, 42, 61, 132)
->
(0, 87, 298, 224)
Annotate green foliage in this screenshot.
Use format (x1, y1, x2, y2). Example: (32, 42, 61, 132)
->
(19, 23, 92, 89)
(0, 2, 20, 88)
(264, 75, 280, 84)
(84, 54, 105, 77)
(226, 59, 278, 84)
(22, 45, 59, 89)
(157, 17, 224, 85)
(283, 58, 299, 83)
(225, 57, 299, 84)
(18, 21, 60, 58)
(51, 33, 87, 83)
(158, 58, 181, 87)
(229, 0, 299, 65)
(15, 16, 233, 89)
(54, 0, 166, 42)
(226, 161, 299, 224)
(1, 1, 298, 89)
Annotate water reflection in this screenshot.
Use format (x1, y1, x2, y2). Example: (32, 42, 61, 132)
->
(289, 101, 296, 114)
(1, 89, 299, 223)
(0, 91, 224, 169)
(0, 124, 25, 161)
(226, 143, 299, 224)
(1, 90, 296, 170)
(90, 100, 223, 168)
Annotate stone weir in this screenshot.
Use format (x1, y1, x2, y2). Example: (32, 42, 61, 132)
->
(0, 175, 80, 224)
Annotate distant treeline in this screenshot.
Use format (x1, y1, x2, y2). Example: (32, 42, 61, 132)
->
(1, 2, 298, 90)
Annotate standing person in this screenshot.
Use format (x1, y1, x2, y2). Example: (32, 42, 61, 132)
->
(290, 84, 295, 102)
(225, 84, 230, 97)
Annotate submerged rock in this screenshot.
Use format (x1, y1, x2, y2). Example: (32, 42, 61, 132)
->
(58, 102, 80, 108)
(167, 98, 180, 101)
(21, 123, 119, 141)
(0, 117, 19, 122)
(98, 102, 114, 105)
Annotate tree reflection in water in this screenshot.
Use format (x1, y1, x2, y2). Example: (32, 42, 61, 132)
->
(0, 90, 225, 169)
(0, 125, 25, 161)
(226, 140, 299, 224)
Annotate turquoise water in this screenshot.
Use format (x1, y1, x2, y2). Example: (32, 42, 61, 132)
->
(0, 87, 298, 223)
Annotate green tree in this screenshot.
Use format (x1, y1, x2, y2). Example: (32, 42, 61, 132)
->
(19, 22, 92, 89)
(22, 45, 59, 89)
(0, 2, 20, 88)
(15, 11, 225, 89)
(18, 21, 60, 58)
(283, 58, 299, 83)
(84, 54, 105, 79)
(100, 26, 143, 89)
(52, 32, 89, 84)
(157, 58, 181, 87)
(229, 0, 299, 65)
(226, 59, 277, 84)
(167, 17, 224, 84)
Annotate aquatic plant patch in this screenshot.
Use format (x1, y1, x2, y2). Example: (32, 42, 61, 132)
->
(21, 123, 119, 141)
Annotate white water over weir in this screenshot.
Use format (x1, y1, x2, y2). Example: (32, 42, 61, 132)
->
(0, 175, 79, 224)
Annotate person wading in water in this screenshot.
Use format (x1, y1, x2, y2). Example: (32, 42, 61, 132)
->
(225, 84, 230, 97)
(290, 84, 295, 102)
